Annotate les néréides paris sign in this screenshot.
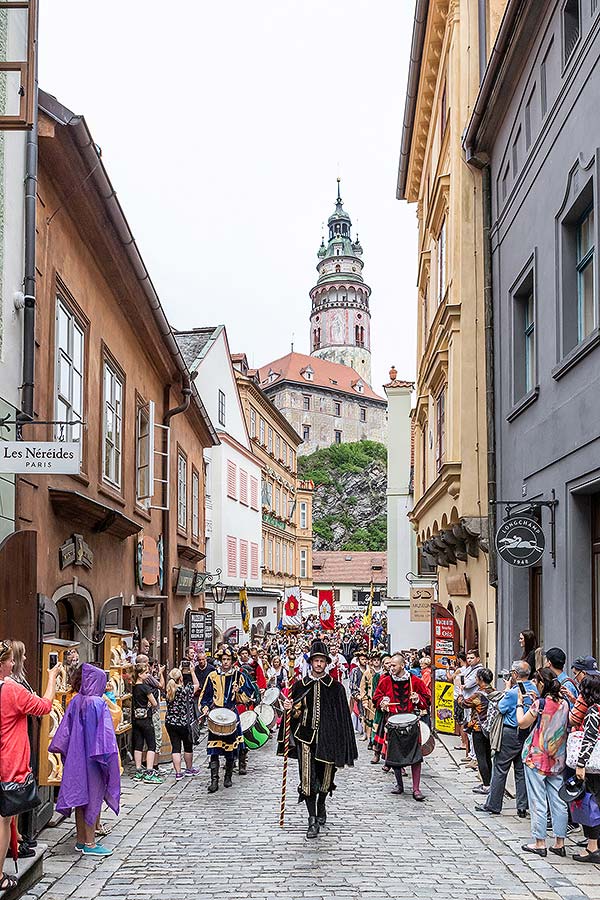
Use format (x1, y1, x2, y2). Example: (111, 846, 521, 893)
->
(0, 441, 81, 474)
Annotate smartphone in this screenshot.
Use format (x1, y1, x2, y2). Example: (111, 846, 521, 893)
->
(460, 675, 465, 686)
(517, 682, 527, 696)
(48, 652, 59, 669)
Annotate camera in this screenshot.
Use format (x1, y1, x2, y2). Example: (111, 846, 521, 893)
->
(497, 670, 511, 680)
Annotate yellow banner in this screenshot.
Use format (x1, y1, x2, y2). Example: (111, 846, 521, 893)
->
(434, 680, 455, 734)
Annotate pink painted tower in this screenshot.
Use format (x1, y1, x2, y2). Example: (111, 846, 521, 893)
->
(309, 179, 372, 384)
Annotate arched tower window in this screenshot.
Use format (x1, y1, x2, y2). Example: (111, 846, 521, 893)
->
(335, 264, 341, 273)
(313, 328, 321, 349)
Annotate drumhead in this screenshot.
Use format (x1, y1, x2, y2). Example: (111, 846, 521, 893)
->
(239, 710, 257, 732)
(208, 708, 237, 726)
(419, 720, 431, 744)
(262, 688, 280, 706)
(388, 713, 418, 727)
(256, 703, 275, 727)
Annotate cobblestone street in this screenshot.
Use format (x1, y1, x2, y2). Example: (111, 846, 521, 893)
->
(20, 736, 598, 900)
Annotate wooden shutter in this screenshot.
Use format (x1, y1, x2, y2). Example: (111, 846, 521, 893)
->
(239, 469, 248, 505)
(250, 476, 259, 510)
(250, 542, 259, 579)
(239, 540, 248, 578)
(227, 536, 237, 577)
(227, 460, 237, 499)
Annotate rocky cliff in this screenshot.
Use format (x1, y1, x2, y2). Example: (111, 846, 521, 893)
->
(297, 441, 387, 552)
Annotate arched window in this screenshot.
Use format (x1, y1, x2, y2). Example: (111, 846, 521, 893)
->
(335, 264, 341, 273)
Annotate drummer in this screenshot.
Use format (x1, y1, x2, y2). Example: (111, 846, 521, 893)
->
(199, 646, 256, 793)
(372, 652, 430, 801)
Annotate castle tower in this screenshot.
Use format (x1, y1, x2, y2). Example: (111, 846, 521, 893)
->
(309, 179, 372, 384)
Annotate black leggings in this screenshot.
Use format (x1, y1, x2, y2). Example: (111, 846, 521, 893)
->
(166, 723, 193, 755)
(472, 730, 492, 786)
(132, 717, 156, 753)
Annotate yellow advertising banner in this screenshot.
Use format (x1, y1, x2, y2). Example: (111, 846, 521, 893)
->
(434, 680, 455, 734)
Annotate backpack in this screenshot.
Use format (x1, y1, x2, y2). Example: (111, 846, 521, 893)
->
(481, 690, 504, 752)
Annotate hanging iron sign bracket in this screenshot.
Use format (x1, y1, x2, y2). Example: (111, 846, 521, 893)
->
(0, 416, 86, 441)
(491, 491, 558, 567)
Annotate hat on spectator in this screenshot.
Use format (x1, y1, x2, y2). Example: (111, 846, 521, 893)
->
(572, 655, 599, 675)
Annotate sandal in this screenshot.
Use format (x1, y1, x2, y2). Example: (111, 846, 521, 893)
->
(95, 825, 109, 837)
(0, 873, 18, 890)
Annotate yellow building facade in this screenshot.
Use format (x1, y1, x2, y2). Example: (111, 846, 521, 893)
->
(397, 0, 506, 665)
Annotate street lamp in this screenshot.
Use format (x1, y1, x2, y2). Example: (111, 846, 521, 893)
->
(209, 580, 229, 606)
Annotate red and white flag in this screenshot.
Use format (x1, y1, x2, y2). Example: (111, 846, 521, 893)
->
(318, 589, 335, 630)
(282, 586, 302, 629)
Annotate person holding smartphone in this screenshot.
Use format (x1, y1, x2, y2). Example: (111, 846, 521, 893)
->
(475, 660, 538, 818)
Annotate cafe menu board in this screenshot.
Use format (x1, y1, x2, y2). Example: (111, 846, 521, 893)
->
(430, 603, 460, 735)
(188, 609, 215, 656)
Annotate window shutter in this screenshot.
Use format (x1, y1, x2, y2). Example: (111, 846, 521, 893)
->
(239, 469, 248, 505)
(240, 540, 248, 578)
(227, 461, 237, 499)
(250, 476, 259, 510)
(250, 542, 259, 579)
(227, 536, 237, 577)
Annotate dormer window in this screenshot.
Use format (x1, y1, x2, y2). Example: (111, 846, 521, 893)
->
(301, 366, 314, 382)
(353, 380, 364, 394)
(268, 369, 278, 384)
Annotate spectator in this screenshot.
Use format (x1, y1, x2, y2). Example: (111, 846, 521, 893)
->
(266, 656, 287, 691)
(165, 668, 200, 779)
(136, 655, 165, 776)
(519, 630, 538, 675)
(574, 675, 600, 863)
(569, 656, 600, 731)
(475, 660, 538, 817)
(453, 651, 469, 759)
(517, 667, 569, 858)
(544, 648, 578, 705)
(131, 663, 162, 784)
(9, 641, 36, 857)
(419, 657, 432, 692)
(194, 651, 215, 697)
(460, 667, 498, 796)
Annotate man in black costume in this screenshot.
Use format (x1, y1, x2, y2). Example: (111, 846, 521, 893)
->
(279, 639, 357, 839)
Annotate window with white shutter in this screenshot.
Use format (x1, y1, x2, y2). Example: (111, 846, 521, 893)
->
(227, 461, 237, 500)
(251, 542, 259, 578)
(227, 536, 237, 577)
(240, 539, 248, 578)
(239, 469, 248, 505)
(250, 476, 259, 510)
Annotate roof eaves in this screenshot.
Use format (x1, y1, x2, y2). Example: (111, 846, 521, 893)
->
(397, 0, 430, 201)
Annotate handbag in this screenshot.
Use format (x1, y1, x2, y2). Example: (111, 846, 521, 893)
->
(566, 729, 600, 773)
(0, 684, 41, 818)
(571, 791, 600, 827)
(187, 696, 201, 746)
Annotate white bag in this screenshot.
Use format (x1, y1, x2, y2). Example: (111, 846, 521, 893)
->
(566, 730, 600, 773)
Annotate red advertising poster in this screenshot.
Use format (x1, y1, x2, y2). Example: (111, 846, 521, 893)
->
(318, 589, 335, 630)
(430, 603, 460, 735)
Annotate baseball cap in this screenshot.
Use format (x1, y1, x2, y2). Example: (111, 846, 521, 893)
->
(572, 655, 599, 675)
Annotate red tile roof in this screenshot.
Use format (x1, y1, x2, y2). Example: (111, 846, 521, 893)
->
(258, 352, 385, 402)
(312, 551, 387, 585)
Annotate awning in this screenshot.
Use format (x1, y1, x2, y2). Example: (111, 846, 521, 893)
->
(48, 488, 142, 540)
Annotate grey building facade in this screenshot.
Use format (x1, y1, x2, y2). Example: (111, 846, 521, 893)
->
(465, 0, 600, 665)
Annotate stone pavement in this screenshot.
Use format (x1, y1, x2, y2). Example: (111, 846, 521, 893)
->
(18, 733, 597, 900)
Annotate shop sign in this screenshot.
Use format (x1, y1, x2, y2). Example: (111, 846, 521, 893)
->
(59, 534, 93, 570)
(430, 603, 460, 735)
(357, 591, 382, 607)
(175, 567, 195, 596)
(136, 535, 161, 589)
(252, 606, 267, 618)
(188, 609, 214, 655)
(445, 573, 470, 596)
(434, 681, 455, 734)
(495, 516, 545, 567)
(191, 572, 205, 597)
(262, 513, 286, 531)
(0, 441, 81, 474)
(410, 586, 434, 622)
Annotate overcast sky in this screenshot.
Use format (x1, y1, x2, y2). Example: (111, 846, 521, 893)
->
(39, 1, 417, 393)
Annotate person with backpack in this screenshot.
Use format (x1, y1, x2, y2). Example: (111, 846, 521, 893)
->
(459, 668, 501, 796)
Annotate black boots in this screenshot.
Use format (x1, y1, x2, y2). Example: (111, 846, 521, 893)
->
(306, 816, 320, 839)
(238, 749, 248, 776)
(391, 768, 404, 795)
(306, 795, 322, 838)
(208, 758, 219, 793)
(224, 759, 234, 788)
(317, 794, 327, 826)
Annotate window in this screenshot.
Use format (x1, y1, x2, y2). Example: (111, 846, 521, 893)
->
(435, 388, 446, 474)
(55, 297, 84, 442)
(192, 469, 200, 539)
(283, 542, 288, 574)
(525, 86, 535, 150)
(541, 39, 553, 116)
(227, 536, 237, 577)
(102, 360, 123, 489)
(262, 478, 273, 509)
(205, 458, 212, 500)
(300, 549, 307, 579)
(360, 407, 366, 423)
(136, 402, 152, 503)
(275, 435, 280, 459)
(177, 452, 187, 530)
(333, 401, 341, 416)
(513, 267, 536, 402)
(250, 542, 259, 579)
(300, 501, 307, 530)
(302, 395, 311, 411)
(421, 422, 427, 494)
(268, 427, 273, 453)
(239, 539, 248, 578)
(577, 205, 596, 341)
(501, 164, 510, 202)
(250, 476, 259, 510)
(334, 430, 342, 444)
(437, 216, 447, 303)
(512, 128, 521, 178)
(275, 542, 281, 572)
(302, 425, 311, 442)
(218, 389, 226, 426)
(259, 418, 265, 445)
(422, 283, 429, 343)
(250, 408, 257, 439)
(283, 443, 288, 466)
(227, 460, 237, 499)
(563, 0, 580, 64)
(290, 450, 295, 471)
(239, 468, 248, 505)
(282, 491, 287, 519)
(268, 540, 273, 570)
(275, 487, 280, 516)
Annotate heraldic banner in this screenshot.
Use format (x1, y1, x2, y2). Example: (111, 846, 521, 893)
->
(318, 588, 335, 630)
(282, 585, 302, 629)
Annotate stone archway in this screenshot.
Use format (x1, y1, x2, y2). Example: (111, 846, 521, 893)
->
(52, 584, 94, 661)
(464, 602, 479, 654)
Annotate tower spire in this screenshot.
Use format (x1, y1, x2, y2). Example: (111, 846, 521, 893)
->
(336, 176, 341, 202)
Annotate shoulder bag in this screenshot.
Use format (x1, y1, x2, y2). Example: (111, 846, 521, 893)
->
(0, 683, 41, 818)
(566, 728, 600, 773)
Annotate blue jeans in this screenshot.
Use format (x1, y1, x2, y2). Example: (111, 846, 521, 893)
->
(524, 765, 568, 840)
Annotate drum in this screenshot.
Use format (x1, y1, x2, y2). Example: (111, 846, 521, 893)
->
(262, 687, 282, 712)
(256, 703, 276, 728)
(207, 708, 237, 737)
(242, 715, 270, 750)
(239, 709, 257, 736)
(386, 712, 423, 767)
(420, 720, 435, 757)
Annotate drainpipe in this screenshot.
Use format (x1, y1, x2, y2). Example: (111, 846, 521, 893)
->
(19, 31, 39, 423)
(481, 165, 497, 590)
(161, 374, 192, 665)
(478, 0, 488, 83)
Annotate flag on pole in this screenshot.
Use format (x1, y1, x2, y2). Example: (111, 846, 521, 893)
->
(318, 588, 335, 630)
(239, 582, 250, 634)
(282, 585, 302, 629)
(362, 580, 374, 627)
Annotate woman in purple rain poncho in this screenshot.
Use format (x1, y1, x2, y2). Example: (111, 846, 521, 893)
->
(50, 663, 121, 857)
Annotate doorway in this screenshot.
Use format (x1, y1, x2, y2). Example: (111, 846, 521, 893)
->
(464, 602, 479, 652)
(592, 495, 600, 659)
(55, 592, 93, 661)
(529, 566, 543, 648)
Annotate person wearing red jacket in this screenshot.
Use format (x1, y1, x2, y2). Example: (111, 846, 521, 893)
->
(373, 652, 431, 801)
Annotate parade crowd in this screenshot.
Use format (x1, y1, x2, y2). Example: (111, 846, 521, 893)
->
(0, 618, 600, 887)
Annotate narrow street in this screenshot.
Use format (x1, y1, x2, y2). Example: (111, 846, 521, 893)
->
(22, 737, 596, 900)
